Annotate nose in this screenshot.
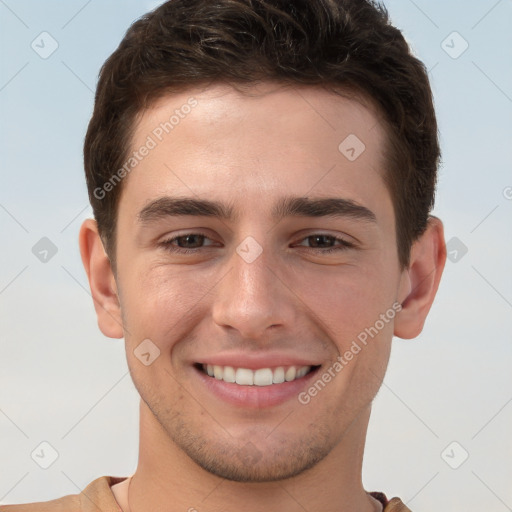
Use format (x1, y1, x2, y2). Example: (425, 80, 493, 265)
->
(211, 245, 297, 341)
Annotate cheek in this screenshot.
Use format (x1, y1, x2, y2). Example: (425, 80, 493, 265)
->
(118, 263, 215, 349)
(294, 261, 397, 403)
(119, 266, 215, 395)
(295, 262, 397, 344)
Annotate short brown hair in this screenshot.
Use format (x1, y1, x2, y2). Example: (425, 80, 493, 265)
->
(84, 0, 439, 270)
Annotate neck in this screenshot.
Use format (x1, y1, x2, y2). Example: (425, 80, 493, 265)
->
(125, 400, 380, 512)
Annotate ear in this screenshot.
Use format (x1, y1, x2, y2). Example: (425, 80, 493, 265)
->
(394, 216, 446, 339)
(79, 218, 124, 339)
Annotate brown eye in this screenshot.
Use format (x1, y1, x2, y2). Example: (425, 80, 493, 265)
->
(296, 234, 354, 253)
(161, 233, 216, 254)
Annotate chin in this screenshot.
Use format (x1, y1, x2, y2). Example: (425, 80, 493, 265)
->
(169, 423, 335, 483)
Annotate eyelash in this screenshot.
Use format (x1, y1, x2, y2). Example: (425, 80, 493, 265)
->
(160, 232, 355, 255)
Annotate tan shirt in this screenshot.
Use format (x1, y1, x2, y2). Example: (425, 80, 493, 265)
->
(0, 476, 412, 511)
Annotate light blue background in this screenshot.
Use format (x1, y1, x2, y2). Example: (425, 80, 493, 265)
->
(1, 1, 511, 510)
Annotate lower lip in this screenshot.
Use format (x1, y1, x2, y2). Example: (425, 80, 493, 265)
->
(193, 365, 321, 409)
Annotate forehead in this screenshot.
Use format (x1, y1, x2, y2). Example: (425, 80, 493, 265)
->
(122, 82, 391, 220)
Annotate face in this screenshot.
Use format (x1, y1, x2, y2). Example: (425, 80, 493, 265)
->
(112, 83, 408, 482)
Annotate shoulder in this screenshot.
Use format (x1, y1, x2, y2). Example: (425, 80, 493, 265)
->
(0, 494, 80, 512)
(0, 495, 80, 512)
(0, 476, 126, 512)
(370, 492, 412, 511)
(384, 497, 412, 511)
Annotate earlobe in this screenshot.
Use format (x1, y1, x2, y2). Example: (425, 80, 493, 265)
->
(79, 219, 124, 339)
(394, 216, 447, 340)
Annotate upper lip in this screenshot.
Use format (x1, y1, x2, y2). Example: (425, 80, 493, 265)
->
(194, 352, 323, 370)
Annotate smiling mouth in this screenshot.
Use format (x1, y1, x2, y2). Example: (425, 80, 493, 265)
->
(194, 363, 321, 386)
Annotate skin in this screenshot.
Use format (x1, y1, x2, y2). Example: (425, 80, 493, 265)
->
(79, 82, 446, 512)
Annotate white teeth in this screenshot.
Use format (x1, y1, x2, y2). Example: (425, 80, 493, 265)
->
(222, 366, 236, 383)
(272, 366, 285, 384)
(201, 364, 312, 386)
(253, 368, 273, 386)
(235, 368, 254, 385)
(285, 366, 296, 381)
(213, 365, 223, 379)
(296, 367, 309, 378)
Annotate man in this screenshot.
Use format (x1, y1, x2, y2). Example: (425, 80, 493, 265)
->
(1, 0, 446, 510)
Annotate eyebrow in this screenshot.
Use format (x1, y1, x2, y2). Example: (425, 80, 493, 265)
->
(137, 195, 377, 224)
